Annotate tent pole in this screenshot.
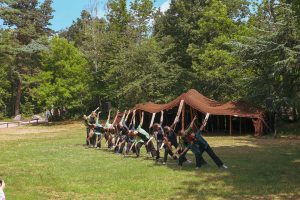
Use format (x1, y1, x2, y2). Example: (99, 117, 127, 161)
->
(182, 103, 185, 130)
(217, 116, 220, 133)
(225, 116, 227, 132)
(189, 106, 193, 123)
(239, 117, 242, 135)
(230, 116, 232, 136)
(212, 116, 214, 133)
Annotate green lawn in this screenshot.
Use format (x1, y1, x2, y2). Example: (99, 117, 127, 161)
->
(0, 123, 299, 200)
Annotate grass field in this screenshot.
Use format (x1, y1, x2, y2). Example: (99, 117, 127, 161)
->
(0, 122, 300, 200)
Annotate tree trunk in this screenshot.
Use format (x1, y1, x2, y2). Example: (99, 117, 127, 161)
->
(15, 78, 22, 116)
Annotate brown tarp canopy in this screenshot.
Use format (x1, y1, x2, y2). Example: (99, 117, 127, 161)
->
(134, 89, 265, 135)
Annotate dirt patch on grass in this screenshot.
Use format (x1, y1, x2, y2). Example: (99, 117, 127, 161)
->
(0, 123, 83, 141)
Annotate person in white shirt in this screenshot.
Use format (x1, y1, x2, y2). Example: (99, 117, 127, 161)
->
(0, 179, 5, 200)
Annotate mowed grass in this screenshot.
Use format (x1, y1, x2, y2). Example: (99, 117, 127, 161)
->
(0, 123, 300, 200)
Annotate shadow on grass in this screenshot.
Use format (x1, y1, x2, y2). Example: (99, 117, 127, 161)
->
(78, 138, 300, 199)
(164, 144, 300, 199)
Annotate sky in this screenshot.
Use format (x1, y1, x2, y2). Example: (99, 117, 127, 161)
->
(50, 0, 170, 31)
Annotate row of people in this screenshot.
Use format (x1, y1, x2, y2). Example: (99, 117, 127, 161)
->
(83, 109, 228, 169)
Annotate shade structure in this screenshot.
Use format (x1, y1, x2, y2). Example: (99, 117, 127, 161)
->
(134, 89, 265, 135)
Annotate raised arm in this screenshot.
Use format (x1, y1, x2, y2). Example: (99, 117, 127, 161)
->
(125, 110, 131, 122)
(112, 110, 119, 125)
(96, 111, 102, 124)
(149, 113, 156, 128)
(97, 111, 102, 118)
(183, 116, 197, 134)
(130, 109, 136, 127)
(189, 116, 197, 129)
(139, 111, 144, 127)
(120, 110, 127, 124)
(160, 111, 164, 126)
(93, 107, 100, 113)
(106, 109, 111, 124)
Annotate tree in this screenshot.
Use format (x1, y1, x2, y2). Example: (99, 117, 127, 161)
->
(105, 39, 180, 108)
(0, 0, 53, 115)
(187, 0, 251, 101)
(106, 0, 132, 36)
(235, 1, 300, 111)
(30, 37, 90, 114)
(130, 0, 154, 42)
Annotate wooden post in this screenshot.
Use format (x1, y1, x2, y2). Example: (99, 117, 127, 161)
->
(217, 116, 220, 133)
(182, 104, 185, 130)
(225, 116, 227, 131)
(230, 116, 232, 136)
(239, 117, 242, 135)
(189, 106, 193, 122)
(211, 116, 214, 133)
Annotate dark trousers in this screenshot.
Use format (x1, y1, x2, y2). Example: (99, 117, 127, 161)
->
(178, 150, 188, 166)
(178, 150, 207, 167)
(136, 141, 156, 157)
(147, 141, 157, 158)
(163, 147, 175, 162)
(90, 133, 96, 146)
(199, 145, 223, 167)
(104, 133, 113, 148)
(118, 141, 125, 153)
(156, 141, 163, 160)
(86, 128, 90, 145)
(96, 134, 102, 148)
(135, 142, 144, 157)
(126, 142, 136, 155)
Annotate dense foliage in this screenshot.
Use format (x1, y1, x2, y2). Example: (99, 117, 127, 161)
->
(0, 0, 299, 121)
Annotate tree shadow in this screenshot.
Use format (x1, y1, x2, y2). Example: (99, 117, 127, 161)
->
(164, 143, 300, 199)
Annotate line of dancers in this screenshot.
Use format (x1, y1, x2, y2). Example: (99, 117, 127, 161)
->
(83, 108, 228, 169)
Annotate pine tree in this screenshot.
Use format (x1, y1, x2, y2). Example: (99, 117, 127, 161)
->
(0, 0, 54, 115)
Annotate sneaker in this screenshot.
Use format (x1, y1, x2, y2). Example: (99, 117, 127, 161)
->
(195, 167, 200, 170)
(187, 159, 192, 164)
(220, 164, 228, 169)
(162, 162, 166, 165)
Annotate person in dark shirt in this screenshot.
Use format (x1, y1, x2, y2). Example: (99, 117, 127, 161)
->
(179, 116, 228, 169)
(116, 110, 130, 154)
(151, 111, 164, 160)
(162, 124, 179, 164)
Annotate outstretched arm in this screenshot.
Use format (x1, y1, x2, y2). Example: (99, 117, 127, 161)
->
(96, 111, 102, 124)
(160, 111, 164, 126)
(184, 116, 197, 134)
(112, 110, 119, 125)
(125, 110, 131, 122)
(189, 116, 197, 129)
(120, 110, 127, 124)
(139, 111, 144, 127)
(106, 109, 111, 124)
(130, 109, 136, 127)
(97, 111, 102, 118)
(94, 107, 100, 113)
